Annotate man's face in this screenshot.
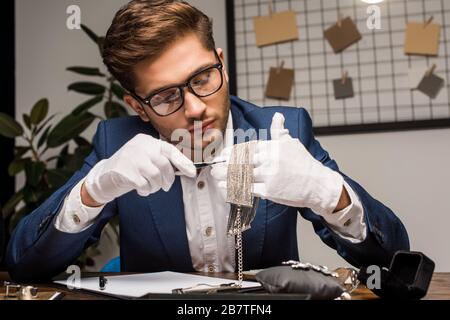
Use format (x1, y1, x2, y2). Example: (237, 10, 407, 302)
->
(124, 33, 230, 159)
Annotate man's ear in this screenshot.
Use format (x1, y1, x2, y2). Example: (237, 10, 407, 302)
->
(123, 94, 150, 122)
(216, 48, 229, 83)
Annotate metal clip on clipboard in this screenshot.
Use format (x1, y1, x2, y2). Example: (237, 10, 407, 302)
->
(172, 282, 243, 294)
(171, 282, 266, 294)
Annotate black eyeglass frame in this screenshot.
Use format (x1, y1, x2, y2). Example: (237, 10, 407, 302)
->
(129, 50, 224, 117)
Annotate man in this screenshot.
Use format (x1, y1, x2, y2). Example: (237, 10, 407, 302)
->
(6, 0, 408, 282)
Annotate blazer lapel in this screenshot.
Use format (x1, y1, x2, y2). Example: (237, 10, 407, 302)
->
(146, 177, 193, 271)
(231, 104, 258, 143)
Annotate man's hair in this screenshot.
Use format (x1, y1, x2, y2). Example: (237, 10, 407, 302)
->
(103, 0, 215, 91)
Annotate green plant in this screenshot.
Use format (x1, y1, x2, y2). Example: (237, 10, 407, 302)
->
(0, 99, 95, 232)
(0, 24, 125, 269)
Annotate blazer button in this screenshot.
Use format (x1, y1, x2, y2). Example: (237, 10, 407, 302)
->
(207, 265, 215, 273)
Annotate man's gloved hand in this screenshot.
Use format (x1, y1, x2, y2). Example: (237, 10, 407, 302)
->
(211, 113, 344, 215)
(84, 133, 196, 205)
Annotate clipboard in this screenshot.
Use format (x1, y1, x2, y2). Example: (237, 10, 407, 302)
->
(53, 271, 262, 299)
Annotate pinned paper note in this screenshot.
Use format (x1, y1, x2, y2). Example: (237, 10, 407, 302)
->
(408, 67, 428, 90)
(253, 3, 299, 47)
(324, 15, 361, 53)
(404, 17, 441, 56)
(417, 65, 445, 99)
(333, 71, 354, 99)
(265, 61, 295, 100)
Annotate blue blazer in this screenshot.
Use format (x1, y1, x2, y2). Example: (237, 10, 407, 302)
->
(6, 96, 409, 282)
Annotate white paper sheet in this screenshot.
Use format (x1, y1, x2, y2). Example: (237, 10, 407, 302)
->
(54, 271, 260, 298)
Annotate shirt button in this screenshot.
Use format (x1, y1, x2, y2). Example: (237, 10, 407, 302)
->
(72, 214, 81, 225)
(205, 226, 213, 237)
(207, 265, 215, 273)
(197, 181, 205, 189)
(343, 219, 352, 227)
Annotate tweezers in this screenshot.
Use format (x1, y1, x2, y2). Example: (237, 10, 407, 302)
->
(175, 160, 226, 176)
(194, 160, 226, 168)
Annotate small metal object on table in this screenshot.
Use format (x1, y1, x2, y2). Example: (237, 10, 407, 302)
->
(3, 281, 39, 300)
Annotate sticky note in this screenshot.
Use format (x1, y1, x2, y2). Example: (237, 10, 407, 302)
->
(265, 67, 295, 100)
(404, 22, 441, 56)
(333, 78, 354, 99)
(324, 17, 362, 53)
(417, 73, 445, 99)
(253, 10, 299, 47)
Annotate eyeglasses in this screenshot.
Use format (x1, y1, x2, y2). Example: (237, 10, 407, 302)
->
(130, 50, 224, 117)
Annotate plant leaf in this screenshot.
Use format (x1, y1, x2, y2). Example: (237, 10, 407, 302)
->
(75, 144, 92, 160)
(111, 82, 125, 100)
(47, 113, 95, 148)
(46, 155, 60, 163)
(79, 24, 104, 57)
(23, 114, 32, 130)
(8, 157, 31, 176)
(23, 186, 40, 205)
(47, 168, 73, 189)
(0, 112, 24, 138)
(97, 36, 105, 55)
(61, 145, 92, 172)
(74, 136, 91, 147)
(2, 189, 24, 219)
(56, 145, 69, 168)
(37, 125, 51, 149)
(72, 95, 103, 116)
(14, 146, 30, 159)
(56, 144, 70, 168)
(25, 161, 46, 187)
(104, 101, 128, 119)
(30, 98, 49, 125)
(67, 66, 105, 77)
(81, 24, 98, 44)
(68, 82, 106, 95)
(35, 114, 56, 136)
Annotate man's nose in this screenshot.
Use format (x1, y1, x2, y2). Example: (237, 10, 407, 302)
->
(183, 91, 207, 120)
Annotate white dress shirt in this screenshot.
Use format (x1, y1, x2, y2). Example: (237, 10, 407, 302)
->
(55, 112, 367, 272)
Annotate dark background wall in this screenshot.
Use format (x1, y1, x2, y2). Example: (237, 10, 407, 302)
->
(0, 0, 15, 266)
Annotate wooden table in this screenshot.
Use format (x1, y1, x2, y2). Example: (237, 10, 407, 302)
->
(1, 272, 449, 300)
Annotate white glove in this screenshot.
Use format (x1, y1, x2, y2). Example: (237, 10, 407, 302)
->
(84, 133, 196, 204)
(211, 113, 344, 216)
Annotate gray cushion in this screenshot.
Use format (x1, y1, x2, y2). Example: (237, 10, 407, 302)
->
(255, 266, 345, 300)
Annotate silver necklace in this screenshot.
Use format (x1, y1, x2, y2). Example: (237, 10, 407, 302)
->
(226, 141, 259, 285)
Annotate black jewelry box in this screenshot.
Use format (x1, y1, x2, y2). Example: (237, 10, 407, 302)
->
(358, 250, 435, 300)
